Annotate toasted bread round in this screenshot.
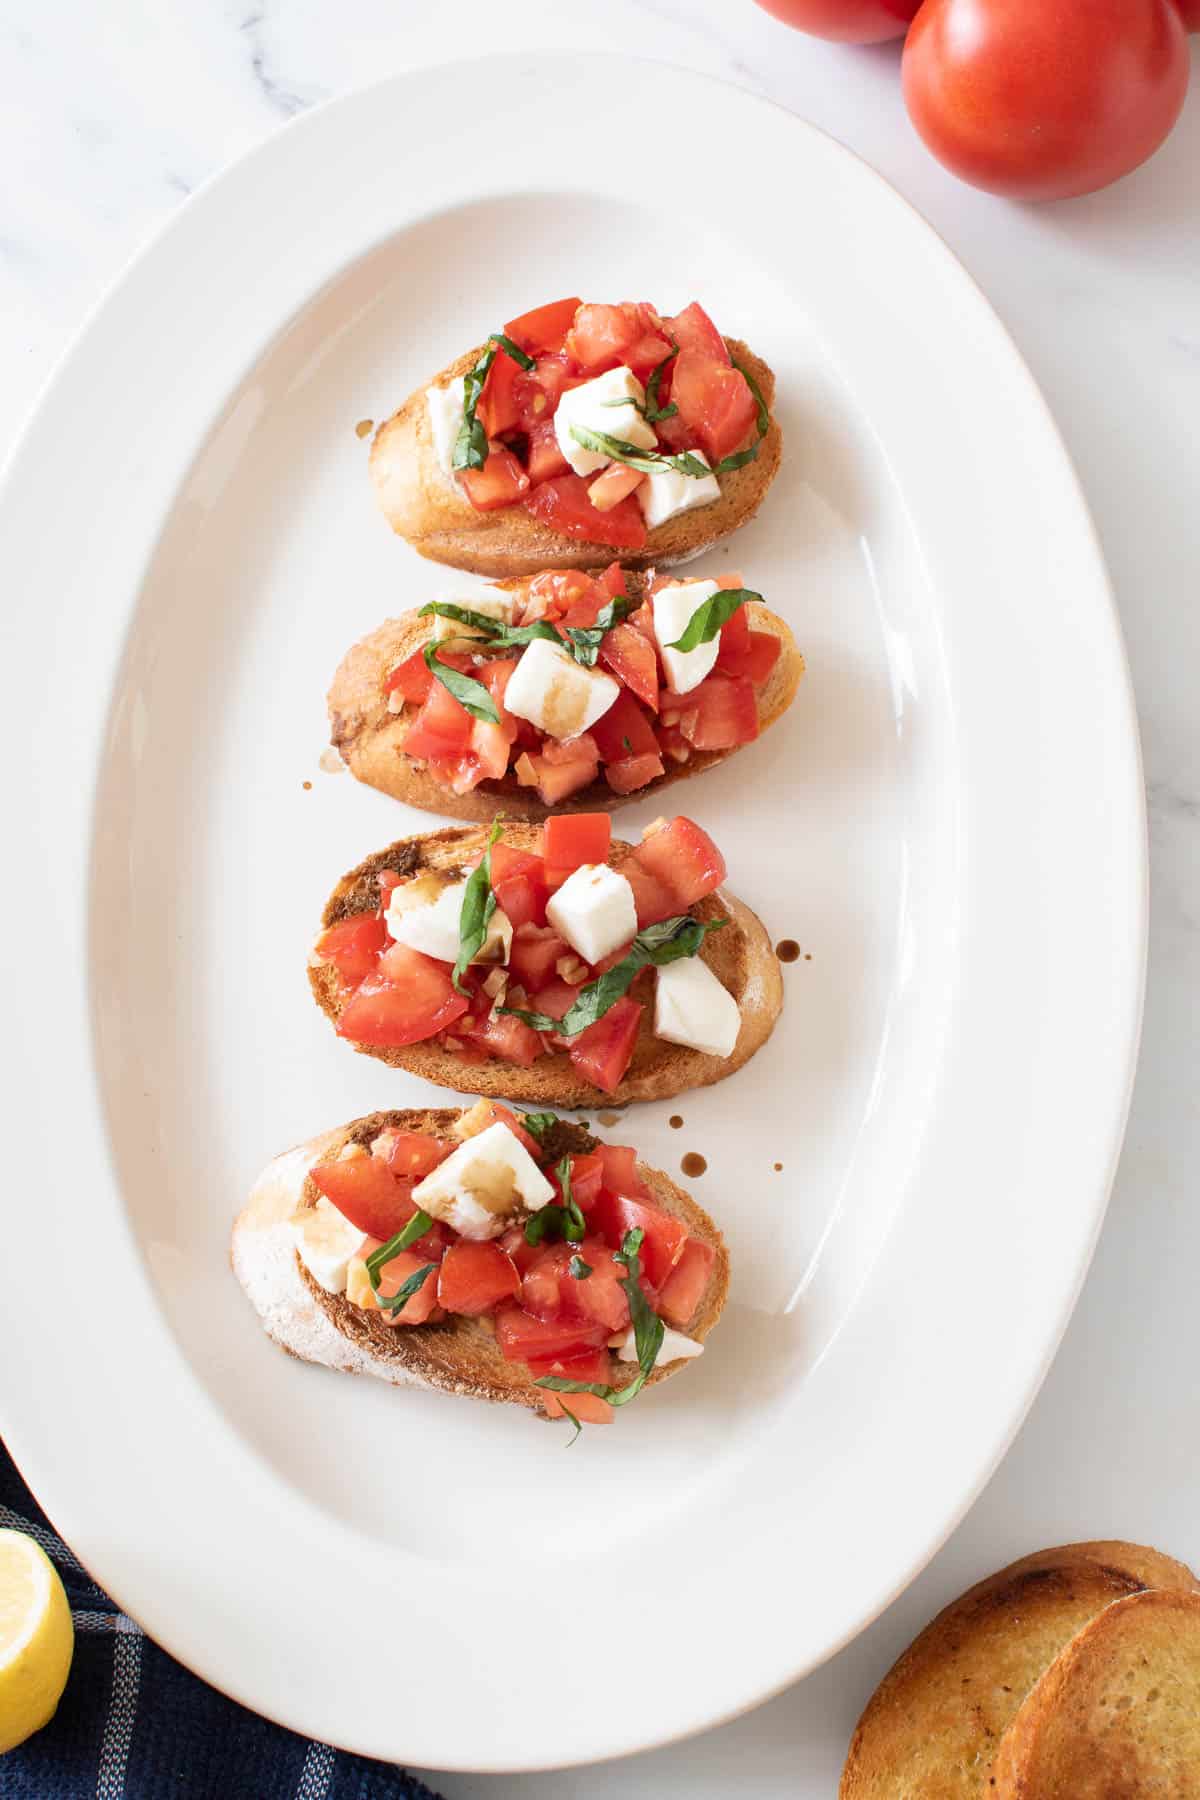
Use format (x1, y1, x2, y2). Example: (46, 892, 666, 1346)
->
(840, 1542, 1199, 1798)
(310, 823, 782, 1109)
(327, 574, 804, 824)
(993, 1587, 1200, 1797)
(231, 1107, 730, 1415)
(369, 337, 783, 577)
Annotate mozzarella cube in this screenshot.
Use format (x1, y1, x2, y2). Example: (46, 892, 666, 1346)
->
(652, 580, 722, 695)
(654, 956, 740, 1059)
(503, 637, 619, 741)
(426, 377, 467, 481)
(412, 1121, 555, 1240)
(616, 1324, 703, 1363)
(387, 878, 512, 967)
(431, 589, 516, 642)
(554, 367, 657, 476)
(547, 864, 637, 967)
(637, 449, 721, 530)
(290, 1197, 365, 1295)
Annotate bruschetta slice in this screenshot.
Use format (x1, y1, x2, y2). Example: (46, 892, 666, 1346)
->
(329, 564, 803, 822)
(309, 816, 782, 1108)
(231, 1102, 730, 1430)
(369, 298, 783, 575)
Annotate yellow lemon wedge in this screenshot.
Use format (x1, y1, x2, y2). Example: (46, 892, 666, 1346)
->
(0, 1529, 74, 1754)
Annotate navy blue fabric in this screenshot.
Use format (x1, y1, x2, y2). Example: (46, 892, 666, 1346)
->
(0, 1441, 443, 1800)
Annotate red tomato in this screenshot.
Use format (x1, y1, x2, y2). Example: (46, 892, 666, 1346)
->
(623, 331, 677, 383)
(526, 1347, 613, 1386)
(526, 419, 570, 484)
(462, 1100, 545, 1160)
(521, 1241, 631, 1333)
(514, 748, 599, 807)
(658, 1238, 717, 1327)
(540, 731, 600, 769)
(522, 568, 596, 623)
(310, 1155, 410, 1240)
(437, 1241, 521, 1315)
(527, 977, 583, 1024)
(596, 1142, 649, 1200)
(459, 1010, 543, 1067)
(499, 1224, 540, 1275)
(504, 297, 582, 356)
(664, 302, 730, 364)
(599, 623, 660, 712)
(622, 860, 679, 930)
(632, 817, 726, 910)
(751, 0, 918, 40)
(589, 1192, 688, 1288)
(478, 656, 519, 715)
(671, 353, 759, 464)
(403, 679, 474, 761)
(717, 626, 782, 684)
(513, 353, 576, 432)
(509, 923, 569, 991)
(543, 813, 612, 887)
(567, 995, 643, 1095)
(313, 913, 386, 988)
(1175, 0, 1200, 27)
(605, 753, 665, 795)
(541, 1390, 615, 1425)
(564, 303, 642, 374)
(384, 646, 434, 704)
(589, 688, 660, 764)
(494, 1304, 608, 1362)
(902, 0, 1189, 201)
(372, 1248, 441, 1325)
(674, 674, 760, 750)
(469, 717, 514, 784)
(479, 350, 522, 438)
(568, 1150, 605, 1210)
(337, 945, 469, 1046)
(491, 845, 551, 929)
(382, 1132, 453, 1182)
(523, 474, 647, 550)
(461, 443, 530, 512)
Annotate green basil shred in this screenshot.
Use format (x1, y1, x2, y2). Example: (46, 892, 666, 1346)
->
(502, 915, 726, 1039)
(666, 587, 762, 654)
(421, 641, 500, 723)
(452, 333, 535, 473)
(452, 820, 503, 994)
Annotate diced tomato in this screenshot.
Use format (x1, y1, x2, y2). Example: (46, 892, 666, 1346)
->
(509, 923, 568, 991)
(513, 353, 576, 432)
(589, 1192, 688, 1289)
(599, 623, 660, 712)
(623, 861, 679, 929)
(678, 674, 759, 750)
(462, 1101, 544, 1160)
(499, 1224, 540, 1275)
(313, 913, 387, 988)
(589, 688, 660, 764)
(596, 1142, 650, 1200)
(670, 352, 758, 465)
(437, 1241, 521, 1316)
(372, 1248, 441, 1325)
(514, 748, 599, 807)
(605, 753, 664, 795)
(658, 1238, 717, 1327)
(741, 630, 782, 683)
(714, 601, 750, 666)
(564, 302, 643, 375)
(521, 569, 595, 624)
(526, 1347, 612, 1386)
(526, 418, 570, 484)
(568, 1150, 605, 1210)
(403, 679, 475, 761)
(715, 609, 780, 683)
(598, 562, 632, 600)
(528, 977, 583, 1025)
(468, 717, 514, 783)
(479, 348, 522, 438)
(310, 1155, 409, 1240)
(521, 1240, 631, 1334)
(543, 813, 611, 887)
(381, 1132, 453, 1182)
(523, 474, 647, 551)
(664, 302, 730, 365)
(624, 332, 676, 383)
(588, 464, 644, 514)
(494, 1304, 608, 1362)
(540, 731, 599, 768)
(337, 945, 469, 1046)
(384, 647, 434, 704)
(567, 995, 642, 1095)
(477, 656, 519, 713)
(632, 817, 726, 910)
(461, 443, 530, 512)
(459, 1009, 543, 1067)
(504, 297, 582, 357)
(491, 845, 550, 930)
(541, 1390, 614, 1425)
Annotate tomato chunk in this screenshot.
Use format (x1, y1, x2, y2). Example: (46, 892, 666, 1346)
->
(514, 748, 599, 806)
(526, 1347, 612, 1386)
(459, 1009, 543, 1067)
(596, 1142, 650, 1201)
(567, 995, 642, 1095)
(403, 679, 475, 761)
(671, 352, 758, 464)
(384, 647, 435, 704)
(509, 923, 569, 992)
(599, 623, 660, 712)
(541, 1390, 614, 1425)
(567, 1150, 605, 1210)
(314, 913, 387, 988)
(505, 297, 582, 357)
(494, 1304, 608, 1362)
(337, 945, 469, 1046)
(523, 474, 647, 551)
(526, 418, 570, 484)
(605, 753, 664, 795)
(381, 1132, 453, 1182)
(459, 1100, 545, 1160)
(479, 349, 522, 438)
(678, 674, 759, 750)
(437, 1241, 521, 1315)
(589, 688, 659, 764)
(664, 302, 730, 365)
(589, 1192, 688, 1288)
(310, 1155, 410, 1240)
(521, 1240, 631, 1334)
(622, 860, 679, 929)
(543, 813, 612, 888)
(461, 443, 530, 512)
(491, 843, 550, 929)
(658, 1238, 717, 1327)
(564, 302, 642, 375)
(371, 1248, 441, 1325)
(631, 817, 726, 911)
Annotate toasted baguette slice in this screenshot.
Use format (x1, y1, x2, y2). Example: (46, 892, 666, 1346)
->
(231, 1107, 730, 1417)
(310, 823, 782, 1109)
(993, 1587, 1200, 1796)
(370, 338, 782, 577)
(840, 1541, 1199, 1798)
(327, 572, 803, 824)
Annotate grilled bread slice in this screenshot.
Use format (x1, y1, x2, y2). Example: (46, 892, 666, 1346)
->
(840, 1542, 1199, 1798)
(231, 1107, 730, 1416)
(327, 573, 803, 823)
(369, 338, 782, 577)
(310, 823, 782, 1109)
(993, 1586, 1200, 1796)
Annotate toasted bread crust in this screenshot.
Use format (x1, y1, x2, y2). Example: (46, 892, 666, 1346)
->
(369, 337, 782, 576)
(309, 823, 783, 1108)
(327, 574, 804, 823)
(231, 1107, 730, 1415)
(840, 1542, 1199, 1798)
(992, 1587, 1200, 1796)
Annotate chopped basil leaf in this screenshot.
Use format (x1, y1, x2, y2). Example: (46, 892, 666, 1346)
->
(451, 333, 536, 472)
(420, 597, 632, 670)
(453, 820, 503, 994)
(490, 332, 536, 371)
(523, 1165, 586, 1247)
(519, 1111, 558, 1143)
(568, 422, 717, 483)
(376, 1259, 437, 1317)
(422, 641, 500, 723)
(365, 1210, 436, 1289)
(501, 914, 727, 1038)
(644, 347, 679, 422)
(666, 587, 762, 653)
(569, 1255, 593, 1280)
(536, 1227, 664, 1408)
(558, 1401, 583, 1446)
(417, 600, 515, 637)
(563, 594, 635, 668)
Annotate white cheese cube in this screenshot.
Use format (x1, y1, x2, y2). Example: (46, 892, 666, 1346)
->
(412, 1121, 555, 1240)
(503, 637, 619, 741)
(554, 367, 657, 476)
(546, 864, 637, 967)
(637, 450, 722, 530)
(387, 878, 512, 967)
(426, 377, 467, 481)
(616, 1324, 704, 1363)
(431, 589, 516, 642)
(290, 1197, 365, 1295)
(654, 956, 740, 1059)
(652, 579, 722, 695)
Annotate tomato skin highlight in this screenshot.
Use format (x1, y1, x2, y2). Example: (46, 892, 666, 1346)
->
(902, 0, 1190, 201)
(750, 0, 919, 41)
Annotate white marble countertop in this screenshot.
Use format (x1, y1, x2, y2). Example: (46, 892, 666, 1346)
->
(5, 4, 1199, 1793)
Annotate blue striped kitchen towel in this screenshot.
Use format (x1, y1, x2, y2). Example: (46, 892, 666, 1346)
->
(0, 1441, 444, 1800)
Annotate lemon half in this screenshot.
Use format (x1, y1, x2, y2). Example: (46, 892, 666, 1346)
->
(0, 1529, 74, 1754)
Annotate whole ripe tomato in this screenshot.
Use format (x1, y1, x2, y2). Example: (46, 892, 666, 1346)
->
(752, 0, 920, 41)
(902, 0, 1191, 200)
